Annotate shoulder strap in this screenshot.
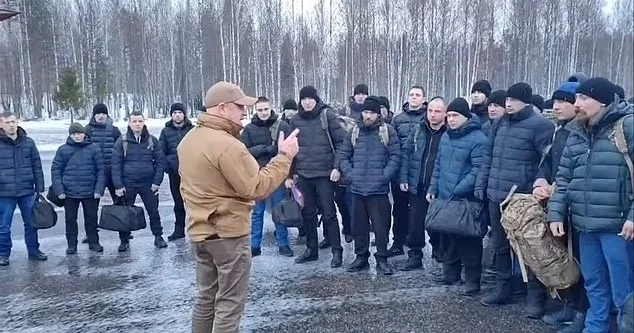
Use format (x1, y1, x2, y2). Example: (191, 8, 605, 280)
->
(321, 111, 336, 154)
(345, 107, 351, 117)
(61, 146, 84, 173)
(413, 123, 421, 152)
(121, 134, 128, 158)
(613, 115, 634, 198)
(147, 136, 155, 151)
(351, 125, 360, 148)
(270, 119, 281, 143)
(379, 124, 389, 147)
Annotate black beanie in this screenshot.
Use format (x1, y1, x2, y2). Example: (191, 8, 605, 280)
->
(471, 80, 492, 97)
(543, 99, 554, 110)
(69, 122, 85, 134)
(93, 103, 108, 116)
(354, 84, 369, 96)
(532, 94, 545, 112)
(576, 77, 617, 106)
(488, 90, 506, 108)
(299, 85, 319, 102)
(283, 99, 298, 110)
(506, 82, 533, 104)
(362, 96, 382, 114)
(615, 85, 625, 100)
(447, 97, 471, 118)
(170, 103, 186, 115)
(378, 96, 390, 110)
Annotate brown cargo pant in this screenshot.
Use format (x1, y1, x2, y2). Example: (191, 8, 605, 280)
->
(191, 235, 251, 333)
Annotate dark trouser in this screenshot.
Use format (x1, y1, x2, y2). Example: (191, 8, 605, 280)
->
(488, 200, 512, 289)
(390, 182, 409, 247)
(105, 169, 117, 200)
(168, 172, 186, 234)
(118, 187, 162, 241)
(64, 198, 99, 244)
(352, 194, 391, 258)
(443, 234, 483, 284)
(297, 176, 341, 252)
(334, 186, 352, 236)
(406, 191, 429, 256)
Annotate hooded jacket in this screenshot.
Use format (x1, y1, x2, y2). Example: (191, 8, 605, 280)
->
(548, 101, 634, 233)
(85, 117, 122, 171)
(0, 127, 44, 197)
(241, 111, 291, 168)
(178, 112, 293, 241)
(159, 118, 194, 174)
(111, 126, 165, 189)
(51, 137, 105, 198)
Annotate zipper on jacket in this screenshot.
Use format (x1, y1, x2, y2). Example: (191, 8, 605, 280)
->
(584, 132, 593, 218)
(421, 125, 438, 187)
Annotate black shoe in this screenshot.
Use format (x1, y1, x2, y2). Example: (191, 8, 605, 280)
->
(480, 287, 512, 307)
(344, 234, 353, 243)
(526, 281, 547, 319)
(66, 246, 77, 255)
(154, 236, 168, 249)
(461, 283, 481, 297)
(543, 304, 575, 326)
(387, 245, 405, 258)
(319, 239, 331, 249)
(400, 253, 423, 271)
(118, 242, 130, 252)
(81, 237, 89, 244)
(347, 256, 370, 272)
(278, 246, 294, 257)
(557, 312, 585, 333)
(433, 275, 462, 285)
(0, 256, 8, 266)
(28, 250, 48, 261)
(88, 243, 104, 253)
(376, 259, 394, 276)
(167, 232, 186, 241)
(331, 250, 343, 268)
(295, 249, 318, 263)
(252, 248, 262, 257)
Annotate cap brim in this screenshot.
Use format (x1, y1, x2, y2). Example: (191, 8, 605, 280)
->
(234, 96, 258, 106)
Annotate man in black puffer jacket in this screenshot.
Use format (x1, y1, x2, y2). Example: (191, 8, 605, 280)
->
(470, 80, 492, 125)
(389, 85, 428, 257)
(288, 85, 346, 267)
(112, 111, 167, 252)
(51, 123, 105, 254)
(0, 112, 47, 266)
(159, 103, 194, 241)
(482, 90, 507, 136)
(475, 82, 555, 312)
(341, 96, 400, 275)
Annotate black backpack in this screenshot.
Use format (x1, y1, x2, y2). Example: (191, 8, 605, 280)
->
(272, 190, 303, 228)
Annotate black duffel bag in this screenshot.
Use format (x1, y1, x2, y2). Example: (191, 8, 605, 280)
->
(46, 185, 65, 208)
(425, 198, 487, 238)
(98, 204, 147, 232)
(32, 194, 58, 229)
(272, 190, 303, 228)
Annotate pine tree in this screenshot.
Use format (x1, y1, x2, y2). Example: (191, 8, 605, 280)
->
(54, 68, 83, 123)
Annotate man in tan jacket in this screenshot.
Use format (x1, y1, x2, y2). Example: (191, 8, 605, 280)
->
(178, 81, 299, 333)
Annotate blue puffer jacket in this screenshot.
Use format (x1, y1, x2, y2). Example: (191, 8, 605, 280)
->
(85, 117, 122, 171)
(475, 105, 554, 203)
(340, 119, 400, 196)
(0, 127, 44, 198)
(428, 117, 486, 200)
(111, 127, 166, 189)
(159, 119, 194, 174)
(399, 119, 447, 195)
(548, 101, 634, 233)
(51, 137, 105, 198)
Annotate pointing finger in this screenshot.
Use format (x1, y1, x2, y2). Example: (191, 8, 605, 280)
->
(278, 131, 285, 142)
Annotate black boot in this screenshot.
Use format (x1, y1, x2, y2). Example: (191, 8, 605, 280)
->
(88, 243, 104, 253)
(557, 311, 585, 333)
(376, 257, 394, 276)
(344, 234, 353, 243)
(480, 280, 512, 307)
(154, 236, 168, 249)
(347, 256, 370, 272)
(167, 228, 186, 241)
(400, 251, 423, 271)
(462, 283, 481, 297)
(433, 275, 462, 285)
(66, 238, 78, 255)
(0, 256, 8, 266)
(278, 246, 294, 257)
(526, 276, 547, 319)
(543, 303, 575, 326)
(295, 248, 318, 264)
(387, 244, 405, 257)
(331, 249, 343, 268)
(251, 248, 262, 257)
(319, 239, 331, 249)
(28, 250, 48, 261)
(118, 240, 130, 252)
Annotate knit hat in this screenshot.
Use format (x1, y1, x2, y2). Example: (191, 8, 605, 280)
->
(282, 99, 298, 110)
(543, 99, 554, 110)
(93, 103, 108, 116)
(532, 94, 545, 112)
(299, 85, 319, 101)
(488, 90, 506, 107)
(552, 82, 580, 104)
(362, 96, 382, 114)
(576, 77, 617, 106)
(69, 122, 85, 134)
(506, 82, 533, 104)
(170, 103, 186, 115)
(447, 97, 471, 118)
(378, 96, 390, 111)
(354, 84, 369, 96)
(567, 72, 589, 84)
(615, 85, 625, 100)
(471, 80, 492, 97)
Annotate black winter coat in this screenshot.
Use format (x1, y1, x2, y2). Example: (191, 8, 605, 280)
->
(475, 105, 555, 203)
(85, 117, 122, 171)
(0, 127, 44, 198)
(159, 119, 194, 174)
(536, 120, 572, 184)
(340, 119, 400, 196)
(241, 112, 291, 168)
(399, 118, 446, 195)
(51, 137, 106, 198)
(111, 126, 166, 189)
(471, 104, 489, 125)
(392, 102, 428, 148)
(289, 102, 346, 179)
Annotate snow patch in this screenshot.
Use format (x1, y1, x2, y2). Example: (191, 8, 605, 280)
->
(19, 118, 175, 130)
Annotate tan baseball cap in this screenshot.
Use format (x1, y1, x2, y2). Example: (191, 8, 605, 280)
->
(204, 81, 257, 108)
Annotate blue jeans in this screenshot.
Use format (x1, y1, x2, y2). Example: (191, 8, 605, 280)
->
(579, 232, 634, 333)
(251, 187, 289, 248)
(0, 194, 39, 257)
